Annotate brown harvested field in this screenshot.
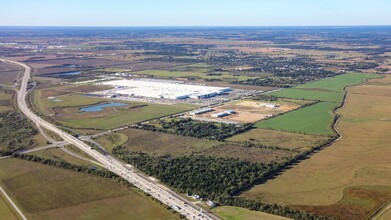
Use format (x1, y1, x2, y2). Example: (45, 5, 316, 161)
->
(293, 186, 391, 220)
(189, 99, 300, 123)
(241, 75, 391, 217)
(0, 158, 178, 220)
(97, 128, 294, 163)
(0, 61, 21, 83)
(227, 128, 331, 151)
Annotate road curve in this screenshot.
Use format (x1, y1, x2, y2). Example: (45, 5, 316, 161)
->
(2, 59, 219, 220)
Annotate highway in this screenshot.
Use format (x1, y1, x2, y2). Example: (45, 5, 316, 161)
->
(2, 59, 220, 220)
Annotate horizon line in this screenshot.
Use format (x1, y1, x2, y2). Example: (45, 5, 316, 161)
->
(1, 24, 391, 28)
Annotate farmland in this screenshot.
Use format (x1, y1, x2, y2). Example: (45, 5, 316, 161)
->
(0, 61, 21, 84)
(241, 75, 391, 219)
(255, 72, 379, 135)
(0, 158, 179, 220)
(255, 102, 337, 135)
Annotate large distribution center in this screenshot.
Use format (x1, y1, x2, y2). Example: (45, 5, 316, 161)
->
(100, 79, 232, 100)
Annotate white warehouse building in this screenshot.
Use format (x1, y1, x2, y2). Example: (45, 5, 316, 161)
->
(100, 79, 232, 100)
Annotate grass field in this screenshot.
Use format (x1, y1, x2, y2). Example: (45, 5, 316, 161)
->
(255, 102, 337, 135)
(0, 158, 178, 220)
(97, 128, 295, 163)
(0, 193, 19, 220)
(134, 69, 253, 81)
(213, 206, 289, 220)
(294, 186, 391, 220)
(241, 75, 391, 219)
(33, 90, 195, 129)
(0, 89, 13, 113)
(255, 73, 379, 135)
(227, 128, 330, 151)
(29, 147, 98, 167)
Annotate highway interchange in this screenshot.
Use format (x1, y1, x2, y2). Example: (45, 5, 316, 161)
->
(1, 59, 220, 220)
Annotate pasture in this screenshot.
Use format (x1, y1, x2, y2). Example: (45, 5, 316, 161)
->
(97, 128, 294, 163)
(241, 75, 391, 219)
(227, 128, 330, 151)
(0, 158, 178, 220)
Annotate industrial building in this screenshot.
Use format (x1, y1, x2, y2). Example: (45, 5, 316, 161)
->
(189, 108, 213, 116)
(211, 110, 236, 118)
(100, 79, 232, 100)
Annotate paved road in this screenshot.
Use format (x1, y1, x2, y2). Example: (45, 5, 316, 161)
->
(0, 186, 27, 220)
(2, 59, 219, 220)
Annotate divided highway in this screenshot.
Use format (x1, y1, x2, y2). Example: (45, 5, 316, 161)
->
(2, 59, 220, 220)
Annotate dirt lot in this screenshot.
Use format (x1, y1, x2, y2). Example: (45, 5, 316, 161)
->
(190, 99, 300, 123)
(241, 75, 391, 214)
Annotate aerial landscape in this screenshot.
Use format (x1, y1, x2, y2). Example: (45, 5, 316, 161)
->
(0, 1, 390, 220)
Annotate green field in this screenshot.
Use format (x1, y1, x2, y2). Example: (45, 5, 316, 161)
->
(255, 73, 379, 135)
(30, 147, 98, 167)
(62, 102, 194, 129)
(213, 206, 289, 220)
(255, 102, 337, 135)
(0, 158, 179, 220)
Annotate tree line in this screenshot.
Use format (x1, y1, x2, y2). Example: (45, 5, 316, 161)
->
(137, 118, 253, 141)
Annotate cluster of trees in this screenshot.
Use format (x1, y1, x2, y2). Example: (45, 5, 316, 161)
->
(112, 147, 275, 199)
(0, 111, 37, 156)
(252, 95, 279, 102)
(138, 118, 253, 140)
(217, 197, 334, 220)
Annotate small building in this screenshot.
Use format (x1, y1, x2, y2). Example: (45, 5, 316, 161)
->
(192, 195, 200, 200)
(207, 200, 216, 207)
(264, 103, 277, 109)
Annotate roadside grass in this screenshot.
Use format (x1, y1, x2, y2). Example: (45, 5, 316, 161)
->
(227, 128, 331, 151)
(0, 158, 179, 220)
(254, 72, 379, 135)
(0, 192, 19, 220)
(29, 147, 97, 167)
(213, 206, 289, 220)
(241, 75, 391, 219)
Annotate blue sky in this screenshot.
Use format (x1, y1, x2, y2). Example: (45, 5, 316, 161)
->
(1, 0, 390, 26)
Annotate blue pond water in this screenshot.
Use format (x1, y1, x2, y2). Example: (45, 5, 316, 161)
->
(80, 102, 128, 113)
